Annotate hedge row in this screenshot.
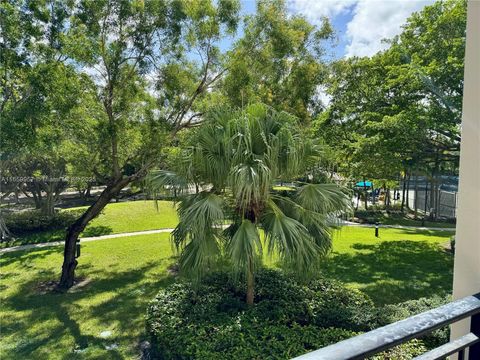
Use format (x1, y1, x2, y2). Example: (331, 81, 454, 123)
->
(146, 269, 444, 359)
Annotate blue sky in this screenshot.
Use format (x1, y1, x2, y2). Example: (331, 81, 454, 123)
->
(220, 0, 434, 59)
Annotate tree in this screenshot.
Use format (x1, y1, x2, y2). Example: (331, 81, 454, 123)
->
(1, 0, 240, 288)
(53, 0, 240, 289)
(148, 104, 351, 304)
(316, 0, 466, 204)
(1, 1, 97, 215)
(220, 0, 334, 122)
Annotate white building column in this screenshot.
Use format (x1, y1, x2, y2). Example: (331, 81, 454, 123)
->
(451, 0, 480, 346)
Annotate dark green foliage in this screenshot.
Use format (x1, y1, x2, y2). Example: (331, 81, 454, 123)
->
(375, 295, 451, 349)
(306, 278, 377, 331)
(146, 269, 399, 359)
(3, 210, 82, 236)
(371, 340, 426, 360)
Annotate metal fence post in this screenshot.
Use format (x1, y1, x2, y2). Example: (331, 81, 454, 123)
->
(469, 313, 480, 359)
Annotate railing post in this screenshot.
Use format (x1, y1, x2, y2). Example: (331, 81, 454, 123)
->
(469, 313, 480, 359)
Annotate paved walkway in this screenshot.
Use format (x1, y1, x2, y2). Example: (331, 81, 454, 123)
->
(0, 228, 174, 254)
(0, 223, 455, 255)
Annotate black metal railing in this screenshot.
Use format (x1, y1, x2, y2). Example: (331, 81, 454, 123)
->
(292, 293, 480, 360)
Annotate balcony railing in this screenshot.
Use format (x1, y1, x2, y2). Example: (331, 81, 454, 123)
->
(292, 293, 480, 360)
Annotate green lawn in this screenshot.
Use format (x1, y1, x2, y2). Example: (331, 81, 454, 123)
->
(0, 227, 454, 359)
(324, 227, 454, 305)
(0, 233, 175, 359)
(71, 200, 179, 236)
(7, 201, 178, 247)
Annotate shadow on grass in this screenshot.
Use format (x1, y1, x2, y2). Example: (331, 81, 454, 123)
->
(322, 240, 453, 305)
(1, 230, 65, 249)
(1, 256, 176, 359)
(0, 246, 62, 267)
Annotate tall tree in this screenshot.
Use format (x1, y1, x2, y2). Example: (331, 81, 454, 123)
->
(221, 0, 334, 122)
(317, 0, 466, 193)
(1, 0, 240, 289)
(55, 0, 240, 289)
(1, 1, 96, 215)
(149, 104, 351, 304)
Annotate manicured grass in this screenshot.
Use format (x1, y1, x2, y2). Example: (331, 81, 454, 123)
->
(0, 227, 454, 358)
(324, 227, 454, 305)
(7, 200, 178, 247)
(0, 233, 176, 359)
(70, 200, 178, 236)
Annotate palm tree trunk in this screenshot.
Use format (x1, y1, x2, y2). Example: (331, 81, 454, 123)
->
(246, 259, 254, 305)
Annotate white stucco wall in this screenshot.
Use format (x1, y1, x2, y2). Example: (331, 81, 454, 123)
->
(451, 0, 480, 348)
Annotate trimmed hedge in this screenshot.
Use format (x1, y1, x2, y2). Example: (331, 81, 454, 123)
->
(146, 269, 428, 359)
(3, 210, 82, 235)
(375, 295, 451, 349)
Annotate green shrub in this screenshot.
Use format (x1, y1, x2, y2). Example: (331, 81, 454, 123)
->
(146, 270, 446, 359)
(146, 269, 378, 359)
(306, 279, 376, 331)
(374, 295, 451, 349)
(3, 210, 82, 235)
(371, 339, 427, 360)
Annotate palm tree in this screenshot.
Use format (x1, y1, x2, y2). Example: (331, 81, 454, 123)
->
(149, 104, 351, 304)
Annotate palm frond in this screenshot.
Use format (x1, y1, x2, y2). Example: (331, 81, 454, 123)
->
(295, 183, 352, 215)
(171, 192, 225, 276)
(229, 161, 271, 215)
(172, 192, 225, 248)
(261, 201, 320, 272)
(225, 219, 262, 275)
(147, 169, 189, 199)
(177, 231, 222, 278)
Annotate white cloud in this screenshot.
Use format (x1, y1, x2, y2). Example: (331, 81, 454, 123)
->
(287, 0, 434, 58)
(316, 85, 332, 107)
(287, 0, 357, 20)
(345, 0, 434, 57)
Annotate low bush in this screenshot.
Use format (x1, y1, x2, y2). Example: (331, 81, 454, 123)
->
(375, 295, 451, 349)
(146, 269, 426, 359)
(3, 210, 82, 235)
(371, 339, 426, 360)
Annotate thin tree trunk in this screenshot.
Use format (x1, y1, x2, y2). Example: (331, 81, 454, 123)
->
(363, 177, 368, 211)
(429, 176, 435, 218)
(246, 259, 254, 305)
(414, 172, 419, 219)
(434, 176, 441, 220)
(58, 177, 131, 290)
(42, 183, 56, 216)
(386, 188, 391, 210)
(31, 188, 42, 209)
(423, 179, 429, 225)
(406, 173, 411, 211)
(401, 172, 407, 213)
